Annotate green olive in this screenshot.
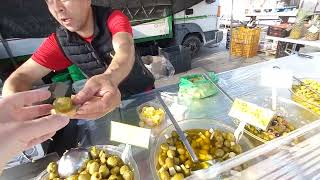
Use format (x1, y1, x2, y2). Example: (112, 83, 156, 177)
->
(174, 157, 180, 165)
(215, 135, 224, 143)
(99, 150, 106, 158)
(91, 172, 102, 180)
(171, 131, 178, 137)
(49, 172, 59, 179)
(215, 141, 223, 148)
(108, 175, 119, 180)
(78, 173, 90, 180)
(231, 144, 242, 154)
(47, 162, 58, 173)
(53, 97, 73, 113)
(222, 146, 230, 153)
(80, 170, 90, 175)
(215, 149, 225, 158)
(120, 165, 130, 175)
(66, 175, 78, 180)
(159, 170, 170, 180)
(116, 157, 124, 167)
(288, 124, 295, 131)
(226, 132, 236, 142)
(224, 140, 231, 148)
(100, 153, 108, 164)
(89, 162, 100, 175)
(90, 147, 100, 159)
(107, 156, 119, 167)
(99, 164, 110, 178)
(166, 137, 175, 146)
(111, 166, 120, 175)
(86, 160, 95, 170)
(122, 170, 134, 180)
(171, 173, 184, 180)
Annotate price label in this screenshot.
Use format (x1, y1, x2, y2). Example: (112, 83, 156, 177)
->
(110, 121, 151, 149)
(229, 99, 275, 131)
(260, 67, 293, 88)
(308, 25, 319, 34)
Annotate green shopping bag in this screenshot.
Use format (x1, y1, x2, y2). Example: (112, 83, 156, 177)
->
(178, 72, 219, 99)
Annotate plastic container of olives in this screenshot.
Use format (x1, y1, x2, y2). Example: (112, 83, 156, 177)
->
(36, 145, 140, 180)
(238, 96, 320, 143)
(290, 78, 320, 116)
(137, 101, 166, 128)
(150, 119, 254, 180)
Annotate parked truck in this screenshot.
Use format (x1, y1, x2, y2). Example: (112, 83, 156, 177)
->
(0, 0, 223, 83)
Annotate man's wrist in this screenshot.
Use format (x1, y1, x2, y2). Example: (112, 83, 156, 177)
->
(102, 72, 120, 87)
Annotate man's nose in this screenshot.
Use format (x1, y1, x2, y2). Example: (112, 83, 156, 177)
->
(52, 0, 65, 13)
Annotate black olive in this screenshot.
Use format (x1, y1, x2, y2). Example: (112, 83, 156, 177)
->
(275, 133, 281, 137)
(271, 120, 278, 126)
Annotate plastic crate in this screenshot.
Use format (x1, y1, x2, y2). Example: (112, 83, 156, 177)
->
(231, 27, 261, 58)
(159, 45, 191, 74)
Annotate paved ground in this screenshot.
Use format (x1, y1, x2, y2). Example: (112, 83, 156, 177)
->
(155, 32, 275, 88)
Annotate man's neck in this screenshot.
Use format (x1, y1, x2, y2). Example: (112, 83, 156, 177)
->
(76, 8, 94, 38)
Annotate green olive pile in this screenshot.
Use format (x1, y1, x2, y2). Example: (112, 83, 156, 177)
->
(292, 79, 320, 115)
(246, 115, 295, 141)
(156, 129, 243, 180)
(46, 146, 134, 180)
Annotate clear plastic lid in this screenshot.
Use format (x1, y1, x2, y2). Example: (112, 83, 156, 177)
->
(185, 119, 320, 180)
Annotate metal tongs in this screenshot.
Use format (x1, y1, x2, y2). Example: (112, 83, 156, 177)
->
(156, 93, 199, 163)
(293, 76, 320, 100)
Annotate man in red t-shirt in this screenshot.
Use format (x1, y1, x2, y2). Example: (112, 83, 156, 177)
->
(3, 0, 154, 120)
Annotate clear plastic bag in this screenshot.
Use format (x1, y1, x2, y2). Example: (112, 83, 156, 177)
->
(141, 55, 175, 80)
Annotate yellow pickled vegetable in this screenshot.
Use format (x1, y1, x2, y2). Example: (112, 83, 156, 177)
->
(139, 105, 165, 127)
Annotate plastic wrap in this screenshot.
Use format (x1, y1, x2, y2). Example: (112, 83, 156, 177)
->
(142, 55, 175, 80)
(178, 73, 219, 99)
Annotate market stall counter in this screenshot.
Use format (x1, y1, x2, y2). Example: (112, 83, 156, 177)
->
(1, 52, 319, 180)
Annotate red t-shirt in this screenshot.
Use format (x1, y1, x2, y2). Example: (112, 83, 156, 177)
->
(32, 10, 133, 71)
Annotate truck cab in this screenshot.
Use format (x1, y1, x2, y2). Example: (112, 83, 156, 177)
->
(129, 0, 223, 56)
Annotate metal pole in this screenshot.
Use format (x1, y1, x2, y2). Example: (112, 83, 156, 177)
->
(0, 33, 18, 69)
(228, 0, 235, 61)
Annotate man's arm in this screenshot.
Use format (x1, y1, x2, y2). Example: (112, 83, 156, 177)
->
(2, 58, 51, 96)
(71, 32, 133, 120)
(104, 32, 135, 86)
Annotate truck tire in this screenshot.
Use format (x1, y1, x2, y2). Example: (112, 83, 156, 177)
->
(182, 35, 202, 57)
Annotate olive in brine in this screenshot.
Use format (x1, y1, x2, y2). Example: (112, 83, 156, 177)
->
(78, 173, 91, 180)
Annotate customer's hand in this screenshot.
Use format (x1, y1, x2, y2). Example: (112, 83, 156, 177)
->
(0, 89, 70, 172)
(72, 74, 121, 120)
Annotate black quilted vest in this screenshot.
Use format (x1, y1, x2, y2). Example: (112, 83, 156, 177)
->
(55, 6, 154, 98)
